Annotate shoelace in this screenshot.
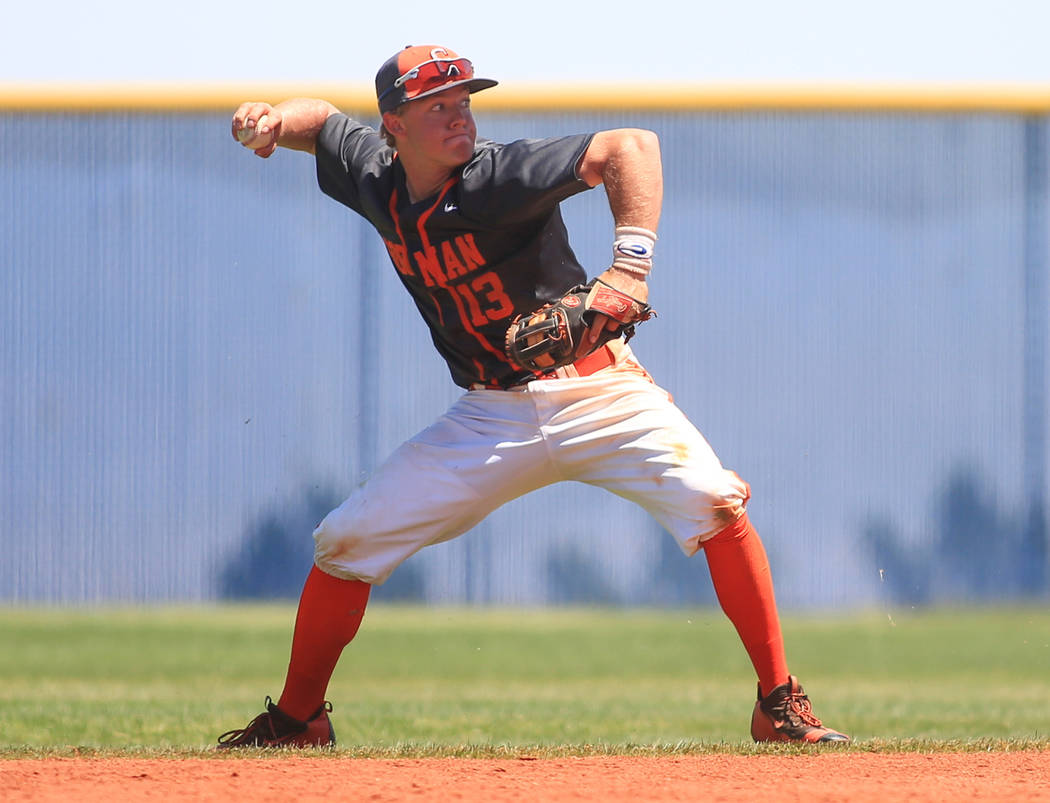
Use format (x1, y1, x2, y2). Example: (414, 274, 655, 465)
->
(217, 712, 278, 746)
(787, 692, 824, 728)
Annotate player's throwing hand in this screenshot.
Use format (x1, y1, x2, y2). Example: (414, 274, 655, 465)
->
(231, 102, 281, 158)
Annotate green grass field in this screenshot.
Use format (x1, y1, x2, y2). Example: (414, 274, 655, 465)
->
(1, 605, 1048, 756)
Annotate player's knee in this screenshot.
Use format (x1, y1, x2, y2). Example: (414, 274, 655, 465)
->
(718, 470, 751, 514)
(707, 471, 752, 530)
(312, 504, 403, 585)
(312, 507, 361, 568)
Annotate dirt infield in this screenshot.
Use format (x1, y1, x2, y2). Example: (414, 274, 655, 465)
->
(5, 752, 1049, 802)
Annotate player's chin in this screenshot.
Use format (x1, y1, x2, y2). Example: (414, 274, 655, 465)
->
(444, 134, 475, 160)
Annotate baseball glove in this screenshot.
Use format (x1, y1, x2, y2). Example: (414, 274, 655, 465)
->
(504, 278, 653, 373)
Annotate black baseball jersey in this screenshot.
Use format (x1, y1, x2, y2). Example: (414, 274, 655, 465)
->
(315, 113, 595, 389)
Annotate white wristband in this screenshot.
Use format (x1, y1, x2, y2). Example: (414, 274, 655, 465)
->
(612, 226, 657, 276)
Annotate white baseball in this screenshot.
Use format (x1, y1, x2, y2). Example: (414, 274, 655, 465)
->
(237, 114, 270, 147)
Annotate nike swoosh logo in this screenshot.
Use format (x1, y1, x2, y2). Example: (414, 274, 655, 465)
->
(444, 202, 458, 212)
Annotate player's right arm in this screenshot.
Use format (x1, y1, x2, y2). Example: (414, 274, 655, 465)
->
(231, 98, 340, 158)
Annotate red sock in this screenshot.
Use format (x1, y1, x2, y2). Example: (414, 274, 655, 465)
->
(277, 565, 371, 721)
(702, 514, 789, 697)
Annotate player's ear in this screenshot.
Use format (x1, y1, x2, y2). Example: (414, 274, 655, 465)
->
(382, 110, 406, 138)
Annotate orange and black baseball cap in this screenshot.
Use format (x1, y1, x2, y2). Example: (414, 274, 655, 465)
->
(376, 45, 498, 114)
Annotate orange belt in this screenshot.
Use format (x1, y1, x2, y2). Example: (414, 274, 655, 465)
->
(470, 345, 617, 391)
(535, 344, 616, 380)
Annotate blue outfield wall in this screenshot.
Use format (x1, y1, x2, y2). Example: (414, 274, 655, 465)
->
(1, 108, 1048, 607)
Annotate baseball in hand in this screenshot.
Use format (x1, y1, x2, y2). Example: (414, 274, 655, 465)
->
(236, 114, 270, 147)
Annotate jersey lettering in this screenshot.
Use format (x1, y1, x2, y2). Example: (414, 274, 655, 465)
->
(455, 234, 485, 273)
(410, 235, 489, 286)
(451, 270, 516, 327)
(441, 240, 468, 278)
(414, 246, 447, 287)
(455, 284, 486, 326)
(471, 272, 514, 321)
(452, 272, 515, 326)
(384, 240, 413, 276)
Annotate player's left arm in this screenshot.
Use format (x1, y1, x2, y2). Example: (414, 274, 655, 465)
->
(576, 129, 662, 340)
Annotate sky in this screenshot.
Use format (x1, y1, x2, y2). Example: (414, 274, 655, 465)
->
(4, 0, 1050, 86)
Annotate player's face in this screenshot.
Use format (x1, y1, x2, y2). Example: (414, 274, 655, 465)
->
(394, 86, 477, 168)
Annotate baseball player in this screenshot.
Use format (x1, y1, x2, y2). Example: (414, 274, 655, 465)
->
(216, 45, 848, 748)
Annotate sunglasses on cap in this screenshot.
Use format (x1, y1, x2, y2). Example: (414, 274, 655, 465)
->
(379, 57, 474, 105)
(376, 46, 497, 113)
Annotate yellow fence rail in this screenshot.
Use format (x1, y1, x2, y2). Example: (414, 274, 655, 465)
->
(2, 82, 1050, 114)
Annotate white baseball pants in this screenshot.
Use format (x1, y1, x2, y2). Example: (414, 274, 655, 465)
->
(313, 345, 750, 584)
